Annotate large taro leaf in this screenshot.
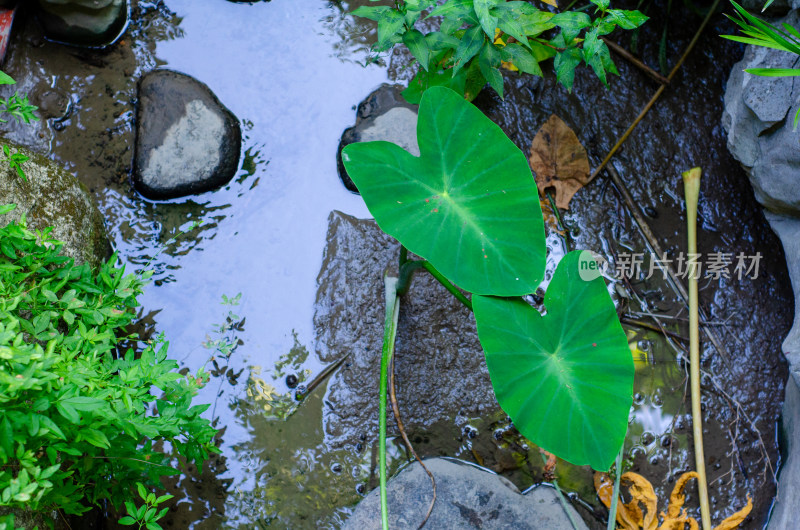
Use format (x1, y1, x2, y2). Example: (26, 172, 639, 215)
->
(341, 86, 545, 296)
(472, 251, 634, 470)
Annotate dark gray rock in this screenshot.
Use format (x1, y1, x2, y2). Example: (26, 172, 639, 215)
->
(337, 84, 418, 193)
(0, 143, 109, 268)
(767, 378, 800, 530)
(35, 0, 128, 47)
(722, 10, 800, 216)
(765, 212, 800, 386)
(343, 458, 587, 530)
(134, 69, 242, 200)
(314, 211, 498, 448)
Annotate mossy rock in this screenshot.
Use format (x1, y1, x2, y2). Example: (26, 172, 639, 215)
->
(0, 143, 110, 268)
(0, 506, 65, 530)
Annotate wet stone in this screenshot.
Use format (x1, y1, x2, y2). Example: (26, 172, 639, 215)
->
(765, 212, 800, 386)
(336, 84, 419, 193)
(35, 0, 128, 47)
(723, 10, 800, 217)
(343, 458, 588, 530)
(768, 378, 800, 530)
(0, 142, 109, 268)
(133, 69, 242, 200)
(313, 211, 498, 448)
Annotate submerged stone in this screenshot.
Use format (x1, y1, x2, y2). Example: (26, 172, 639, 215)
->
(343, 458, 587, 530)
(0, 143, 109, 267)
(35, 0, 128, 47)
(314, 211, 497, 448)
(133, 69, 242, 200)
(337, 84, 419, 193)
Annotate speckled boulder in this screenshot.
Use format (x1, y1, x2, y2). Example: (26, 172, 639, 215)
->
(337, 84, 419, 193)
(35, 0, 128, 47)
(133, 70, 242, 200)
(0, 143, 109, 267)
(344, 458, 587, 530)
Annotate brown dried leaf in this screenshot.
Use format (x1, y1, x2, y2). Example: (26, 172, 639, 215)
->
(540, 448, 558, 479)
(713, 496, 752, 530)
(529, 114, 590, 210)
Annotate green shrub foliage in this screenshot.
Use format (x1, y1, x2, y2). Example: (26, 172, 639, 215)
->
(0, 206, 219, 518)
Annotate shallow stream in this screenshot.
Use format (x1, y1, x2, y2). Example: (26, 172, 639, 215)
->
(0, 0, 795, 528)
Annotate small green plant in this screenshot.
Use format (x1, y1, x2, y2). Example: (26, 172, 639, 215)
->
(354, 0, 647, 101)
(0, 70, 38, 181)
(118, 483, 173, 530)
(722, 1, 800, 127)
(0, 205, 219, 523)
(342, 87, 634, 528)
(1, 146, 28, 181)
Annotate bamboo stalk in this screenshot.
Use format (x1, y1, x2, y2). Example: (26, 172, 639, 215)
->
(605, 164, 732, 370)
(683, 167, 711, 530)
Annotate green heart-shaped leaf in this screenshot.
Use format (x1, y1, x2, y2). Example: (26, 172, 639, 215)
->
(341, 86, 545, 296)
(473, 251, 634, 470)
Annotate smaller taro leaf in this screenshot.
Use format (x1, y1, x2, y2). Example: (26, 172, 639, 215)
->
(342, 86, 546, 296)
(529, 114, 591, 210)
(472, 251, 634, 470)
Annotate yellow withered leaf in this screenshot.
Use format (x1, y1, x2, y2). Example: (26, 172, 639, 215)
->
(594, 472, 650, 530)
(529, 114, 590, 210)
(540, 0, 559, 7)
(713, 496, 753, 530)
(595, 471, 752, 530)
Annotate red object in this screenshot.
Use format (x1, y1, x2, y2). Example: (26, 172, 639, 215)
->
(0, 7, 16, 65)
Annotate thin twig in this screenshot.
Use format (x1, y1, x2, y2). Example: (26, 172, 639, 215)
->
(590, 0, 723, 182)
(601, 37, 670, 85)
(620, 315, 688, 342)
(296, 353, 351, 401)
(389, 356, 437, 529)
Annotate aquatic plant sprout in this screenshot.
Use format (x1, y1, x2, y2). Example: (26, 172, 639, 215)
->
(342, 86, 634, 526)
